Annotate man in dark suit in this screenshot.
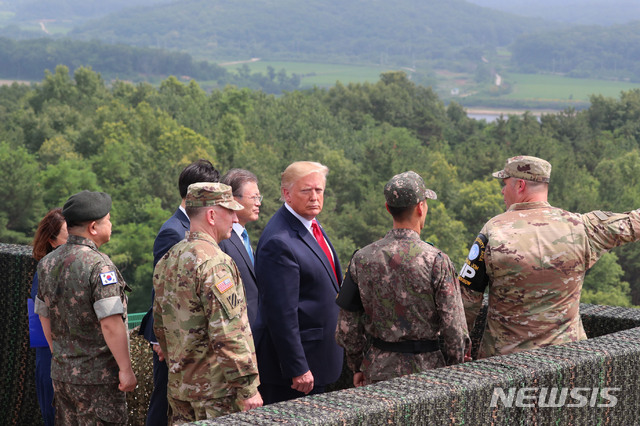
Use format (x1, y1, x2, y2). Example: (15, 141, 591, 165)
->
(255, 161, 343, 404)
(219, 169, 262, 329)
(139, 159, 220, 425)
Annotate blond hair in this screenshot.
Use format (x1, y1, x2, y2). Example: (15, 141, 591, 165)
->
(280, 161, 329, 193)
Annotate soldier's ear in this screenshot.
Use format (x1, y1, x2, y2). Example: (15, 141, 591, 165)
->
(207, 207, 216, 226)
(517, 179, 526, 192)
(416, 199, 427, 218)
(87, 221, 98, 236)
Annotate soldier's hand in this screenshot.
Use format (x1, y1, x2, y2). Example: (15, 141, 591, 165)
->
(239, 391, 263, 411)
(118, 367, 137, 392)
(464, 345, 472, 362)
(152, 343, 165, 362)
(291, 370, 314, 394)
(353, 372, 366, 387)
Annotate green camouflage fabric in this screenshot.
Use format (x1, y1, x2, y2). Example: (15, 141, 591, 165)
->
(34, 234, 128, 385)
(335, 228, 470, 383)
(53, 380, 127, 425)
(461, 201, 640, 358)
(168, 394, 240, 424)
(384, 171, 437, 208)
(153, 230, 259, 411)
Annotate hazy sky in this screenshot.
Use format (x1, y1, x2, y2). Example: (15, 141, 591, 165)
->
(466, 0, 640, 26)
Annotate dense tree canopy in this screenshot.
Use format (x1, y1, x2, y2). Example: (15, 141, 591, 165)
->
(0, 37, 300, 94)
(511, 22, 640, 81)
(1, 66, 638, 311)
(67, 0, 555, 64)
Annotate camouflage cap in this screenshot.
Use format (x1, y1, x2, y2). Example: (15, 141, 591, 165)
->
(492, 155, 552, 183)
(62, 190, 112, 223)
(384, 171, 437, 208)
(185, 182, 244, 210)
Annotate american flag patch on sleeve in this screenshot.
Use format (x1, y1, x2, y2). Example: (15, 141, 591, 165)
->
(215, 277, 234, 293)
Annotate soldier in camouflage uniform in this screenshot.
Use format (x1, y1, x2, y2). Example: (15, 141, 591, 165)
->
(153, 182, 262, 424)
(35, 190, 136, 425)
(335, 171, 470, 386)
(459, 156, 640, 358)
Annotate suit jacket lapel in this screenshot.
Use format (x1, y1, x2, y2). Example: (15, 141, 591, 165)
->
(176, 208, 190, 237)
(281, 207, 340, 292)
(229, 231, 256, 278)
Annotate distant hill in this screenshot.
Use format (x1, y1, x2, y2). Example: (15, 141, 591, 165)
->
(0, 37, 301, 93)
(68, 0, 558, 65)
(467, 0, 640, 26)
(511, 21, 640, 81)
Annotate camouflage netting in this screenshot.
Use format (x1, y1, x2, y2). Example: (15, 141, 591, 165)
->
(198, 307, 640, 424)
(127, 331, 154, 425)
(202, 323, 640, 425)
(0, 243, 40, 425)
(4, 243, 640, 425)
(0, 242, 155, 426)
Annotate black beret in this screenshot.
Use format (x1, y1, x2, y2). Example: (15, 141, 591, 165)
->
(62, 190, 112, 223)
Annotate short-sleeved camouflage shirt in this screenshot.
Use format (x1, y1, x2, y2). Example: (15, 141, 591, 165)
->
(459, 201, 640, 358)
(35, 234, 128, 385)
(153, 231, 259, 402)
(335, 228, 469, 383)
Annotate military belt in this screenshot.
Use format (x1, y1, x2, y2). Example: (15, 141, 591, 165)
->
(370, 336, 439, 354)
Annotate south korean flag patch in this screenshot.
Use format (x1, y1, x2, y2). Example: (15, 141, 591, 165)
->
(100, 271, 118, 286)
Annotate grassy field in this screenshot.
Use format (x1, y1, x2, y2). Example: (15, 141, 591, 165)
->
(3, 51, 638, 108)
(224, 61, 640, 103)
(223, 60, 400, 88)
(503, 73, 640, 102)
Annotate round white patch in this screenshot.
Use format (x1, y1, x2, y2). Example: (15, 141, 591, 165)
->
(468, 244, 480, 261)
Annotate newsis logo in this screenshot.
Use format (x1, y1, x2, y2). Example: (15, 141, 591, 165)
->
(490, 387, 620, 408)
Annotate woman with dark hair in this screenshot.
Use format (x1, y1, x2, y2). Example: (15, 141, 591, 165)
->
(28, 208, 68, 426)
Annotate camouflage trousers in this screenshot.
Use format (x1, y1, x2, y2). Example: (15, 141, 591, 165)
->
(52, 380, 127, 425)
(168, 394, 241, 425)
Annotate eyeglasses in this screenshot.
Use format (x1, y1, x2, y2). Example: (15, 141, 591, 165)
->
(238, 194, 263, 203)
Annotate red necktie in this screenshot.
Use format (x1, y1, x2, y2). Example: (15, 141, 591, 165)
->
(311, 220, 337, 280)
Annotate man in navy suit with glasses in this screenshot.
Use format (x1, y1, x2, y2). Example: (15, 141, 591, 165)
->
(219, 168, 262, 330)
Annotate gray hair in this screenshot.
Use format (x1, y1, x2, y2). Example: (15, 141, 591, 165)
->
(221, 169, 259, 197)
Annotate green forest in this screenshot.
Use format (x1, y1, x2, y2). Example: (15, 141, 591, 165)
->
(511, 21, 640, 81)
(67, 0, 551, 64)
(1, 66, 639, 312)
(0, 37, 301, 93)
(4, 0, 640, 113)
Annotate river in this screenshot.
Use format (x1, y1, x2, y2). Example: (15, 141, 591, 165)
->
(466, 109, 558, 122)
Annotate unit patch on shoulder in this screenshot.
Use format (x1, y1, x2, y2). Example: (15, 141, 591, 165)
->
(457, 233, 489, 293)
(226, 292, 240, 309)
(100, 271, 118, 286)
(211, 269, 243, 319)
